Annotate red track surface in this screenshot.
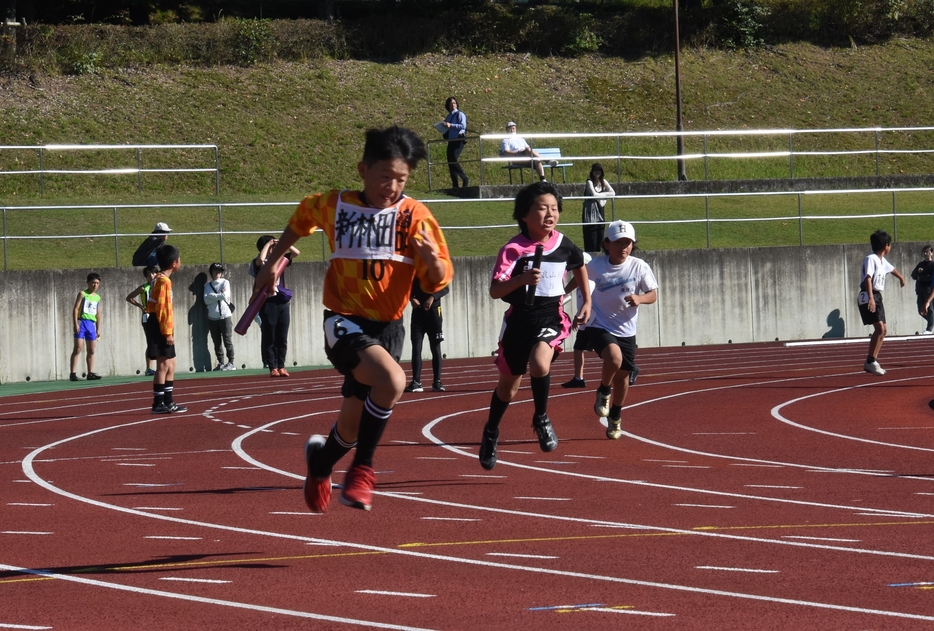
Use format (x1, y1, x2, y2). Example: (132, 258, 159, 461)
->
(4, 340, 934, 629)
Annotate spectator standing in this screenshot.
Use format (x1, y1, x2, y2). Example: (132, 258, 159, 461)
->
(404, 276, 449, 393)
(581, 163, 616, 253)
(250, 235, 299, 377)
(911, 245, 934, 334)
(204, 262, 236, 370)
(69, 272, 103, 382)
(125, 265, 158, 376)
(440, 96, 469, 189)
(858, 229, 905, 375)
(145, 244, 187, 413)
(132, 222, 172, 267)
(499, 121, 547, 182)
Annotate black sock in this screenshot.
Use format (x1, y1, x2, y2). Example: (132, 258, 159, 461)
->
(164, 380, 174, 405)
(153, 383, 165, 407)
(867, 356, 876, 363)
(352, 397, 392, 468)
(598, 384, 612, 395)
(312, 424, 356, 478)
(609, 405, 623, 420)
(530, 374, 550, 417)
(486, 390, 510, 430)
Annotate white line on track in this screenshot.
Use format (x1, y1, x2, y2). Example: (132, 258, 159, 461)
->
(0, 564, 439, 631)
(2, 532, 52, 536)
(487, 553, 559, 559)
(0, 623, 53, 629)
(587, 607, 675, 617)
(133, 507, 181, 511)
(6, 503, 52, 507)
(160, 577, 231, 584)
(782, 536, 861, 542)
(421, 517, 481, 522)
(675, 504, 735, 509)
(356, 590, 436, 598)
(144, 536, 201, 540)
(696, 566, 779, 574)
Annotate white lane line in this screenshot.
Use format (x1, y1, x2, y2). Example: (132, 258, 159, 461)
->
(222, 466, 261, 470)
(459, 474, 507, 478)
(0, 564, 438, 631)
(6, 503, 52, 507)
(533, 461, 576, 465)
(879, 427, 934, 430)
(356, 590, 436, 598)
(160, 577, 231, 584)
(420, 517, 480, 522)
(144, 536, 202, 540)
(133, 507, 182, 511)
(116, 463, 155, 467)
(0, 624, 53, 629)
(515, 497, 572, 501)
(415, 457, 457, 460)
(697, 566, 779, 574)
(730, 463, 783, 468)
(487, 553, 559, 559)
(112, 447, 147, 451)
(675, 504, 735, 509)
(588, 607, 675, 617)
(663, 465, 711, 469)
(782, 536, 861, 543)
(644, 459, 687, 463)
(2, 532, 52, 535)
(566, 454, 606, 459)
(124, 483, 183, 487)
(916, 492, 934, 496)
(270, 511, 318, 516)
(499, 450, 533, 455)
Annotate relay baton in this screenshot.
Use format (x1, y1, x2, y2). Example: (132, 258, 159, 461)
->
(235, 258, 288, 336)
(525, 244, 544, 306)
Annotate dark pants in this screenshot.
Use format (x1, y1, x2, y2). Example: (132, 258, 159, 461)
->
(207, 317, 234, 364)
(582, 223, 606, 253)
(260, 301, 290, 369)
(446, 139, 468, 188)
(918, 293, 934, 332)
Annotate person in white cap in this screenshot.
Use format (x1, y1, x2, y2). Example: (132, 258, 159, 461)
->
(131, 222, 173, 267)
(573, 220, 657, 439)
(499, 121, 547, 182)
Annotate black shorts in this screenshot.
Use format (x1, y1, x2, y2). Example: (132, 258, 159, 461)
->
(144, 317, 176, 360)
(589, 328, 637, 373)
(495, 311, 567, 376)
(411, 302, 444, 342)
(858, 291, 885, 325)
(323, 310, 404, 400)
(572, 327, 593, 352)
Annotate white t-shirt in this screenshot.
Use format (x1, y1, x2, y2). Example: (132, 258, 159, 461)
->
(587, 255, 658, 337)
(500, 134, 530, 155)
(862, 253, 894, 292)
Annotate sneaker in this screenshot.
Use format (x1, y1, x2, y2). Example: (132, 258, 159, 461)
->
(629, 366, 640, 386)
(213, 363, 224, 371)
(479, 424, 499, 470)
(69, 373, 79, 382)
(270, 368, 281, 378)
(86, 372, 102, 380)
(532, 414, 558, 452)
(339, 464, 376, 511)
(144, 368, 156, 376)
(924, 330, 933, 335)
(166, 402, 188, 413)
(278, 368, 291, 377)
(432, 381, 446, 392)
(152, 402, 171, 414)
(561, 377, 586, 388)
(225, 363, 237, 371)
(864, 361, 886, 376)
(404, 381, 424, 393)
(594, 389, 611, 418)
(606, 416, 623, 440)
(302, 435, 331, 513)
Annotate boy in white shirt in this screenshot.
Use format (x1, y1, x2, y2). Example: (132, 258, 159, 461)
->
(858, 230, 905, 375)
(583, 221, 657, 439)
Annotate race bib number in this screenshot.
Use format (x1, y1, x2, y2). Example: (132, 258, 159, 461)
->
(324, 314, 364, 348)
(857, 291, 870, 306)
(332, 206, 397, 260)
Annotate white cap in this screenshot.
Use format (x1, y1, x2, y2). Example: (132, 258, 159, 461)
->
(606, 220, 636, 243)
(153, 222, 172, 233)
(506, 121, 517, 128)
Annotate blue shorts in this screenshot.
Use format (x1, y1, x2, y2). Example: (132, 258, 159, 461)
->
(75, 320, 98, 341)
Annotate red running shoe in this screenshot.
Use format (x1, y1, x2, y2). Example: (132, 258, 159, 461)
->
(339, 463, 375, 511)
(302, 435, 331, 513)
(270, 368, 280, 378)
(278, 368, 290, 377)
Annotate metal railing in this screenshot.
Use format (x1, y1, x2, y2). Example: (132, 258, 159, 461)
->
(4, 184, 934, 269)
(0, 143, 221, 195)
(425, 126, 934, 188)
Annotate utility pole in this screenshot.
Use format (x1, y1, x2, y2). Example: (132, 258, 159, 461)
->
(674, 0, 687, 181)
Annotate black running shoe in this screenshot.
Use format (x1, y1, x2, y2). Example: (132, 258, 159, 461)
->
(479, 424, 499, 470)
(404, 381, 424, 393)
(69, 373, 79, 382)
(532, 414, 558, 452)
(152, 402, 171, 414)
(629, 366, 640, 386)
(432, 381, 446, 392)
(561, 377, 586, 388)
(166, 402, 188, 413)
(86, 372, 102, 380)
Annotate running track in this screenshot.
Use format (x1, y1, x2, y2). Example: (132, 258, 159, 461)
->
(3, 339, 934, 630)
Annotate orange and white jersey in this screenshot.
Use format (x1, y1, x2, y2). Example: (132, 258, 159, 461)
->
(289, 189, 453, 322)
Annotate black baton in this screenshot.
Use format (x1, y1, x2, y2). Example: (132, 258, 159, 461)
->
(525, 244, 544, 306)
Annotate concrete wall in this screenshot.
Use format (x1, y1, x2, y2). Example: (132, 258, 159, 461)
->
(1, 242, 927, 384)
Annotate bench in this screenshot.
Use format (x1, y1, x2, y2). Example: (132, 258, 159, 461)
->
(503, 147, 573, 184)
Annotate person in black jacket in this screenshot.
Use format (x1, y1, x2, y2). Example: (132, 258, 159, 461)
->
(912, 244, 934, 334)
(131, 222, 172, 267)
(404, 277, 450, 393)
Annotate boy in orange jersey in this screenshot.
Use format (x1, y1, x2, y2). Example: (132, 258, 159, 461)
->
(252, 126, 453, 513)
(145, 244, 187, 414)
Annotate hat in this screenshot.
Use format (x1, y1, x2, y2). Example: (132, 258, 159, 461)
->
(209, 262, 225, 274)
(606, 220, 636, 243)
(506, 121, 517, 128)
(153, 222, 172, 234)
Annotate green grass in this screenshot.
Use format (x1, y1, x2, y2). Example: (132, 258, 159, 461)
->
(3, 39, 934, 269)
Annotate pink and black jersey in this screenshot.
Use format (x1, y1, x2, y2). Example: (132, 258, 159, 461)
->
(491, 230, 585, 317)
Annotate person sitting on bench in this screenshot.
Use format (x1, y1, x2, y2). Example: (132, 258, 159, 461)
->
(499, 121, 547, 182)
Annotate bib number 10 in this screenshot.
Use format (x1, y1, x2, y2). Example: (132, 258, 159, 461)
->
(361, 259, 386, 281)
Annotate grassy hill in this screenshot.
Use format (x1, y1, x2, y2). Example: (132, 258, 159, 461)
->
(1, 38, 933, 268)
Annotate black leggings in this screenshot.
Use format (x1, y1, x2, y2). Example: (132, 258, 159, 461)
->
(260, 301, 290, 369)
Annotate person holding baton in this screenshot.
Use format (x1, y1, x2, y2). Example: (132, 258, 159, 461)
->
(478, 181, 590, 470)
